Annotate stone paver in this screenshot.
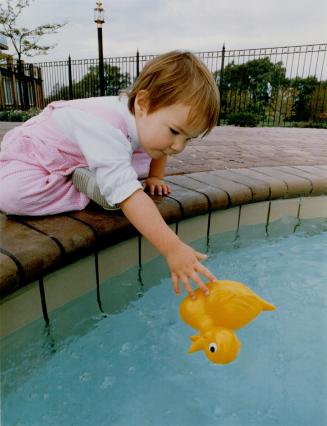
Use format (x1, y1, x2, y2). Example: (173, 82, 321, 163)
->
(0, 122, 19, 140)
(1, 122, 326, 175)
(166, 126, 327, 174)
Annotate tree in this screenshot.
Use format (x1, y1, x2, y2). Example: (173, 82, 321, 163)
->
(47, 63, 132, 103)
(289, 76, 326, 122)
(80, 63, 132, 97)
(218, 57, 288, 120)
(0, 0, 65, 62)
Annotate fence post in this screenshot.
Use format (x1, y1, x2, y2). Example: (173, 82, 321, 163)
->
(9, 62, 19, 109)
(38, 66, 45, 108)
(136, 49, 140, 78)
(22, 61, 30, 110)
(17, 60, 26, 110)
(68, 55, 73, 99)
(29, 64, 36, 107)
(218, 43, 225, 126)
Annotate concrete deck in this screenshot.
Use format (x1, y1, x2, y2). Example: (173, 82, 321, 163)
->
(1, 121, 327, 311)
(1, 122, 327, 174)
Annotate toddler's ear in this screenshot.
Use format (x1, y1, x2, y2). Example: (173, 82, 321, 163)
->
(135, 90, 149, 115)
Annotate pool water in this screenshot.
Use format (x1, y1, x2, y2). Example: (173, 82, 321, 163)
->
(1, 218, 327, 426)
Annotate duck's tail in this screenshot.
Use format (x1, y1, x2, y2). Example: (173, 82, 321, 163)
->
(261, 299, 276, 311)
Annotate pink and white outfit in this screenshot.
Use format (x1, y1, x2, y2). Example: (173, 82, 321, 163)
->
(0, 95, 151, 215)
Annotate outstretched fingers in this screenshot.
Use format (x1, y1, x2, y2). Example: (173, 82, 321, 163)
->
(169, 246, 217, 298)
(171, 266, 217, 299)
(194, 261, 217, 284)
(171, 273, 181, 296)
(188, 272, 210, 296)
(172, 273, 196, 299)
(194, 251, 208, 261)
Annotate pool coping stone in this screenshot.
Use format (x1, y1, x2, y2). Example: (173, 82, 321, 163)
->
(1, 165, 327, 301)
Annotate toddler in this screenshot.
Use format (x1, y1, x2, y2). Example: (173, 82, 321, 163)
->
(0, 51, 220, 298)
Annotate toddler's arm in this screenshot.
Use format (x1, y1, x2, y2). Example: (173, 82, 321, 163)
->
(119, 189, 216, 298)
(143, 156, 171, 196)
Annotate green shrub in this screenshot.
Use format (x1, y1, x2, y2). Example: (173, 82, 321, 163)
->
(289, 120, 327, 129)
(7, 110, 26, 122)
(0, 108, 41, 122)
(226, 111, 260, 127)
(0, 110, 10, 121)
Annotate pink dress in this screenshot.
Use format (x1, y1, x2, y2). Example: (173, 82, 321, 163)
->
(0, 97, 151, 216)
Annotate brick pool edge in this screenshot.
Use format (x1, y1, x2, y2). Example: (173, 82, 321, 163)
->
(1, 165, 327, 336)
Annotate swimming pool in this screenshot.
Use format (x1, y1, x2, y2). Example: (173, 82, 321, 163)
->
(1, 218, 327, 426)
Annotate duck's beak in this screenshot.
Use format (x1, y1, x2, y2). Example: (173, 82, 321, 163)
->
(189, 335, 204, 353)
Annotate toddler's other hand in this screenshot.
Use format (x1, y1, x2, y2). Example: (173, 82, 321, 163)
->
(165, 241, 217, 299)
(143, 177, 171, 196)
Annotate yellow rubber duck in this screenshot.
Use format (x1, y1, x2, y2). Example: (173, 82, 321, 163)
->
(179, 280, 276, 365)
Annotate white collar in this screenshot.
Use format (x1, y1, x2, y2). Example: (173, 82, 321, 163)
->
(119, 94, 140, 150)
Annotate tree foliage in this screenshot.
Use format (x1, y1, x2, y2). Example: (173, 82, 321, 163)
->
(288, 76, 327, 122)
(218, 57, 288, 118)
(0, 0, 65, 62)
(214, 56, 327, 124)
(48, 63, 132, 102)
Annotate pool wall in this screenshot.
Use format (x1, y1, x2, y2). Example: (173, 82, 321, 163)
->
(1, 165, 327, 336)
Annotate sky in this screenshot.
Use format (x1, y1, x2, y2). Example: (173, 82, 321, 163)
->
(3, 0, 327, 62)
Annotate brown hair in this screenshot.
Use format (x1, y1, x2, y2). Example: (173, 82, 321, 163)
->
(127, 51, 220, 136)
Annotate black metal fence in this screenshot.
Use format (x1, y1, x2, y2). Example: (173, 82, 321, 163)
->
(3, 43, 327, 126)
(217, 44, 327, 126)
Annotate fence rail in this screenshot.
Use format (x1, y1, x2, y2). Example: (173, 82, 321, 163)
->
(1, 43, 326, 126)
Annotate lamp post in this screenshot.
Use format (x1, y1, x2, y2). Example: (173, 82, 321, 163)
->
(94, 0, 105, 96)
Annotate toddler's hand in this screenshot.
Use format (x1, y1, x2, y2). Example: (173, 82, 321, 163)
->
(165, 241, 217, 299)
(143, 177, 171, 196)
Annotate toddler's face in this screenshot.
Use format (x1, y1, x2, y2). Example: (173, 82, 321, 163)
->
(134, 95, 202, 159)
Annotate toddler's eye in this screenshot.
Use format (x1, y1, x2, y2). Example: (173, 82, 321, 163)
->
(170, 128, 179, 135)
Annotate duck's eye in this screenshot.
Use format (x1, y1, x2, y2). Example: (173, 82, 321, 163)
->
(209, 343, 218, 353)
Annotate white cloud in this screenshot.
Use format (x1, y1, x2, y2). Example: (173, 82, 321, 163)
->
(3, 0, 326, 62)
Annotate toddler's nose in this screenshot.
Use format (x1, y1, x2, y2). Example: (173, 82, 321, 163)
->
(171, 139, 185, 154)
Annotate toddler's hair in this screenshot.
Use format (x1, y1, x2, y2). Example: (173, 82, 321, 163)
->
(127, 51, 220, 135)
